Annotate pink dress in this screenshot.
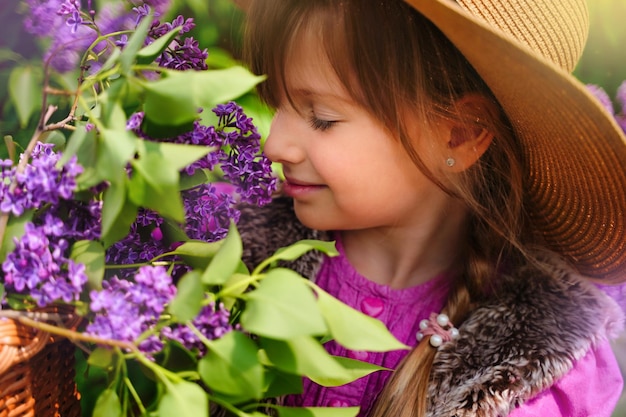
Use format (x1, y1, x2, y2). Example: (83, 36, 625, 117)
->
(285, 237, 624, 416)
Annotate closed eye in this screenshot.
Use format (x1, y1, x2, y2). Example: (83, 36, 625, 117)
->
(309, 115, 337, 131)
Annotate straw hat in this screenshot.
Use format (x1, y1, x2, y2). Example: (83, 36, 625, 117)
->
(236, 0, 626, 283)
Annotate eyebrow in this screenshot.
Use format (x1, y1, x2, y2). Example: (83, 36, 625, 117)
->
(290, 88, 353, 104)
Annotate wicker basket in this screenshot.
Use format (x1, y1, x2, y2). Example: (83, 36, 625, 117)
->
(0, 307, 82, 417)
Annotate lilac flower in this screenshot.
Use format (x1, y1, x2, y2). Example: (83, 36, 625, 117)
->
(46, 199, 103, 241)
(24, 0, 134, 73)
(587, 82, 626, 135)
(183, 184, 240, 242)
(161, 302, 234, 356)
(212, 103, 278, 205)
(57, 0, 79, 16)
(142, 0, 172, 16)
(23, 0, 65, 37)
(156, 37, 208, 71)
(105, 216, 169, 280)
(66, 11, 84, 33)
(126, 112, 145, 131)
(587, 84, 615, 115)
(132, 4, 153, 26)
(149, 15, 195, 39)
(615, 81, 626, 133)
(115, 34, 129, 48)
(86, 266, 176, 353)
(0, 143, 83, 216)
(2, 222, 88, 306)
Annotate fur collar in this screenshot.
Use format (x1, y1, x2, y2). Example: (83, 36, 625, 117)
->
(237, 198, 624, 417)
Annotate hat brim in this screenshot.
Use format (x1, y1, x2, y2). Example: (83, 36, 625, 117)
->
(405, 0, 626, 282)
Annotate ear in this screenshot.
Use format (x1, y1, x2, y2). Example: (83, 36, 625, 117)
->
(444, 94, 497, 172)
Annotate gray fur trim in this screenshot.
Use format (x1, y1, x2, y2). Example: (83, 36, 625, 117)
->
(237, 197, 331, 280)
(426, 258, 624, 417)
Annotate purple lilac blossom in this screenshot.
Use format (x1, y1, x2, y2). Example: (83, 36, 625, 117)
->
(183, 184, 240, 242)
(0, 143, 83, 216)
(105, 208, 169, 279)
(161, 302, 234, 357)
(132, 4, 153, 25)
(135, 0, 171, 16)
(586, 82, 626, 134)
(149, 15, 195, 38)
(615, 81, 626, 133)
(156, 37, 208, 71)
(2, 222, 88, 306)
(126, 103, 277, 206)
(586, 84, 615, 115)
(213, 102, 278, 205)
(24, 0, 134, 73)
(86, 266, 176, 353)
(23, 0, 65, 37)
(46, 199, 103, 241)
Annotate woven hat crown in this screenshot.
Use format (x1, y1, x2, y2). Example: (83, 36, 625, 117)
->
(456, 0, 589, 72)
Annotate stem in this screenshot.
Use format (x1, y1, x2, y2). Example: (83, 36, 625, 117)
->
(208, 396, 249, 417)
(104, 260, 176, 270)
(12, 314, 138, 352)
(133, 352, 183, 386)
(124, 377, 147, 415)
(217, 274, 262, 298)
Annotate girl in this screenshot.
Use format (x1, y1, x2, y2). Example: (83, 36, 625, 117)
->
(235, 0, 626, 416)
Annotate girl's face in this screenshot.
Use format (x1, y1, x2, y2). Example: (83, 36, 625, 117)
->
(264, 30, 454, 233)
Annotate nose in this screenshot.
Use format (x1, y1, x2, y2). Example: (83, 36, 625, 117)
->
(263, 109, 306, 165)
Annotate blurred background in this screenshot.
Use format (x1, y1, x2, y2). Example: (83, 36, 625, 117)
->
(0, 0, 624, 415)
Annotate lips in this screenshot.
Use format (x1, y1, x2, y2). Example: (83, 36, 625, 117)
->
(282, 177, 325, 198)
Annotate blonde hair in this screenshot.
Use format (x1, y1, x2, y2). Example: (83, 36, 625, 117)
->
(244, 1, 531, 415)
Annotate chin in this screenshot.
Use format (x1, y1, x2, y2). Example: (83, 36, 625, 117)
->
(293, 204, 334, 231)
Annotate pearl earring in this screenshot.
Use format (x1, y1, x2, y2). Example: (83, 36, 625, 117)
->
(446, 157, 456, 167)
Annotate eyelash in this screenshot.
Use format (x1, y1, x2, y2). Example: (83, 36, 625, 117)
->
(308, 115, 337, 132)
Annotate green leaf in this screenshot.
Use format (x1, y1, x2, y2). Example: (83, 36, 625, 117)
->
(101, 182, 138, 248)
(98, 47, 122, 74)
(170, 240, 222, 269)
(240, 268, 327, 339)
(97, 126, 137, 182)
(221, 272, 252, 309)
(202, 223, 242, 285)
(333, 356, 388, 380)
(255, 240, 337, 273)
(8, 65, 41, 127)
(70, 240, 105, 291)
(128, 140, 210, 222)
(128, 152, 184, 221)
(100, 180, 126, 242)
(261, 337, 356, 387)
(120, 11, 153, 74)
(142, 67, 264, 126)
(314, 285, 409, 352)
(137, 26, 182, 65)
(263, 367, 303, 398)
(273, 240, 338, 261)
(169, 270, 204, 323)
(146, 141, 211, 172)
(275, 406, 360, 417)
(87, 348, 116, 370)
(0, 210, 33, 262)
(43, 130, 66, 150)
(179, 169, 211, 191)
(157, 380, 208, 417)
(198, 331, 264, 400)
(93, 389, 122, 417)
